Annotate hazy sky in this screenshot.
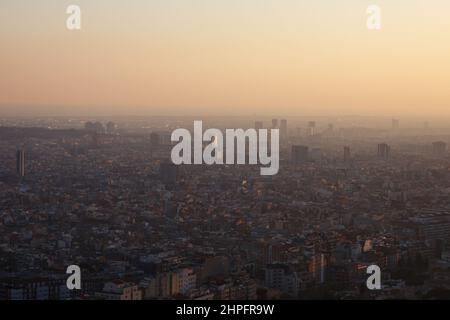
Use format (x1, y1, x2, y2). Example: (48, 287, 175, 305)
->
(1, 0, 450, 116)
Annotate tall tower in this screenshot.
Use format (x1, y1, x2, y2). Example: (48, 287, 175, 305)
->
(377, 143, 390, 160)
(280, 119, 288, 140)
(392, 119, 399, 130)
(308, 121, 316, 136)
(271, 119, 279, 129)
(254, 121, 263, 131)
(343, 146, 351, 162)
(92, 132, 99, 147)
(16, 149, 25, 178)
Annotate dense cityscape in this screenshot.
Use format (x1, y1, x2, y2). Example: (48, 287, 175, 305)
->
(1, 116, 450, 300)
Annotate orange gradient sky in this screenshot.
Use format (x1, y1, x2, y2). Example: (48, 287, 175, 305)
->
(1, 0, 450, 116)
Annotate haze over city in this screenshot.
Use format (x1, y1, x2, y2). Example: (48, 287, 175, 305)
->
(3, 0, 450, 305)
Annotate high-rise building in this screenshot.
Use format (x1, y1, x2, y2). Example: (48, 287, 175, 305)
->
(377, 143, 390, 160)
(411, 210, 450, 242)
(308, 121, 316, 136)
(280, 119, 288, 140)
(16, 149, 25, 177)
(159, 132, 172, 145)
(432, 141, 447, 157)
(343, 146, 351, 162)
(392, 119, 400, 130)
(264, 264, 300, 297)
(272, 119, 279, 129)
(254, 121, 263, 131)
(291, 145, 309, 164)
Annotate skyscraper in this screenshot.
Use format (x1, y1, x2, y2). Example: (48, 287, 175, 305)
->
(291, 145, 309, 164)
(280, 119, 288, 140)
(343, 146, 351, 162)
(16, 149, 25, 178)
(377, 143, 390, 160)
(254, 121, 263, 131)
(308, 121, 316, 136)
(392, 119, 400, 130)
(272, 119, 279, 129)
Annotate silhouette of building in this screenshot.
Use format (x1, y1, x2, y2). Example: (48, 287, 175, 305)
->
(16, 149, 25, 178)
(272, 119, 279, 129)
(308, 121, 316, 136)
(343, 146, 351, 162)
(280, 119, 288, 140)
(92, 132, 99, 147)
(392, 119, 399, 130)
(159, 132, 172, 145)
(254, 121, 263, 131)
(378, 143, 390, 160)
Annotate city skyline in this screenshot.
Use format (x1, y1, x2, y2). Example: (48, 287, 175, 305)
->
(2, 115, 450, 301)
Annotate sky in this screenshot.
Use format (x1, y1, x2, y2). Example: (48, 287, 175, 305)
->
(1, 0, 450, 117)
